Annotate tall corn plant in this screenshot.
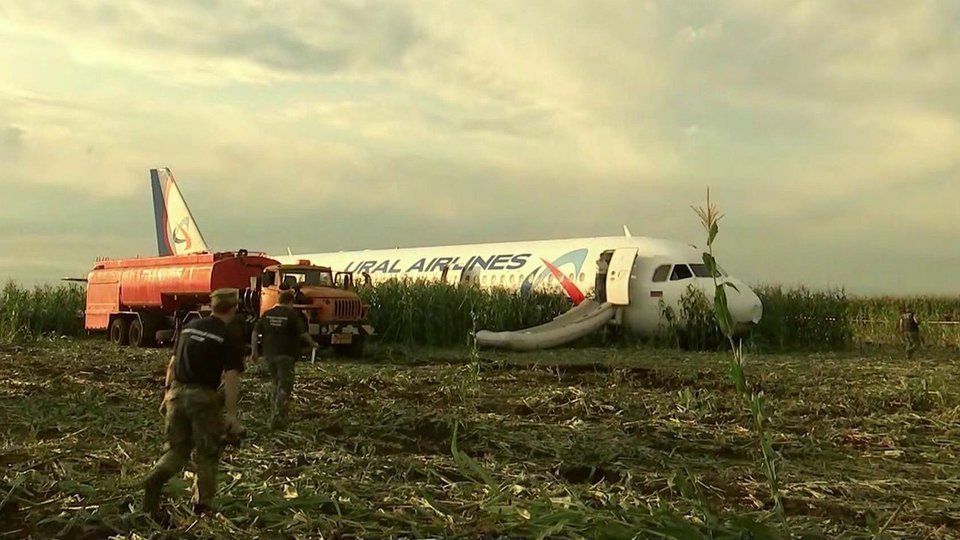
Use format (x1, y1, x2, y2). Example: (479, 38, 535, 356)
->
(751, 285, 852, 351)
(693, 190, 785, 525)
(849, 295, 960, 349)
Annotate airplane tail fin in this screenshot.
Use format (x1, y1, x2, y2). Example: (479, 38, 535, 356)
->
(150, 168, 210, 256)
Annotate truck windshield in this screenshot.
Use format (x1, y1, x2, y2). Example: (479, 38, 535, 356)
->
(280, 269, 333, 287)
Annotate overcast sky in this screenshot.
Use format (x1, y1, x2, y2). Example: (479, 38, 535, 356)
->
(1, 0, 957, 295)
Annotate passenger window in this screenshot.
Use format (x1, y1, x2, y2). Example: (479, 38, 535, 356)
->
(651, 265, 670, 282)
(670, 264, 693, 280)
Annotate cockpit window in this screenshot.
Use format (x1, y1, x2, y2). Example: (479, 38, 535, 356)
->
(699, 253, 727, 276)
(670, 264, 693, 280)
(688, 263, 712, 278)
(651, 265, 670, 282)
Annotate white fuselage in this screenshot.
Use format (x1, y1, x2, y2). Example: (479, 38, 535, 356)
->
(145, 169, 762, 338)
(273, 235, 763, 337)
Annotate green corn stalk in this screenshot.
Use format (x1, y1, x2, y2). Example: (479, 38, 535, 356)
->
(749, 284, 852, 351)
(657, 284, 727, 351)
(692, 189, 786, 526)
(742, 286, 959, 352)
(0, 281, 85, 344)
(5, 273, 955, 351)
(355, 278, 570, 347)
(847, 295, 960, 350)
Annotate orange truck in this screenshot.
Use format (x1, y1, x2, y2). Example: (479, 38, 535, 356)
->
(83, 249, 373, 357)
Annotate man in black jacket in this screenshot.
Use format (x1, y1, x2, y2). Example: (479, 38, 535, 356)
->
(252, 289, 318, 429)
(143, 288, 246, 516)
(899, 308, 921, 359)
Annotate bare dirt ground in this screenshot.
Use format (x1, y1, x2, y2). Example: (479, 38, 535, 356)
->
(1, 338, 959, 539)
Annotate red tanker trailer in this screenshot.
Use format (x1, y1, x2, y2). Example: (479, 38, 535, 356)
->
(83, 249, 372, 356)
(85, 250, 274, 346)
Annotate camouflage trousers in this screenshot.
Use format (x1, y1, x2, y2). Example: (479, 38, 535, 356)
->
(902, 331, 921, 359)
(143, 383, 224, 513)
(265, 355, 296, 428)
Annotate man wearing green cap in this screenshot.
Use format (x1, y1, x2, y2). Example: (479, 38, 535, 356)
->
(143, 288, 246, 517)
(251, 289, 318, 429)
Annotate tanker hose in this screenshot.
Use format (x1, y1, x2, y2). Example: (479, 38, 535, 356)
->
(240, 288, 258, 314)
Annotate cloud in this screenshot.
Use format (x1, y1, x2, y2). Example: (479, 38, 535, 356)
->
(0, 0, 423, 84)
(0, 0, 958, 294)
(0, 124, 23, 158)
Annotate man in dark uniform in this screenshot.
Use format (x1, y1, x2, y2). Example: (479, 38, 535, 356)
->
(251, 290, 318, 429)
(143, 288, 246, 516)
(899, 308, 921, 359)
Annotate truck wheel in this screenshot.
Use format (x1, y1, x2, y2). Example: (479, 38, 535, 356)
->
(110, 318, 129, 346)
(129, 318, 155, 348)
(334, 336, 365, 359)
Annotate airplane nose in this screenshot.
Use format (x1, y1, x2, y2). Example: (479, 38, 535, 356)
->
(697, 277, 763, 334)
(750, 300, 763, 324)
(724, 280, 763, 327)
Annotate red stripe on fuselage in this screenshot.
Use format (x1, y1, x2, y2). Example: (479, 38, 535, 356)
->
(541, 258, 585, 304)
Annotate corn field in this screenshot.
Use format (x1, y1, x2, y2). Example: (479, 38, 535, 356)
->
(656, 285, 726, 350)
(659, 284, 960, 352)
(6, 337, 960, 537)
(0, 281, 85, 345)
(1, 280, 957, 350)
(749, 284, 854, 351)
(356, 279, 574, 348)
(2, 279, 960, 538)
(848, 295, 960, 349)
(355, 280, 957, 352)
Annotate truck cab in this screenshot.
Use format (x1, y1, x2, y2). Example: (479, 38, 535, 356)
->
(256, 260, 372, 357)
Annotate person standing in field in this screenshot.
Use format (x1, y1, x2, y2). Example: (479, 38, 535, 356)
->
(899, 308, 921, 359)
(251, 289, 318, 430)
(143, 288, 246, 517)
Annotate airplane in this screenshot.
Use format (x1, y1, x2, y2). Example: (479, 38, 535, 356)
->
(149, 167, 763, 344)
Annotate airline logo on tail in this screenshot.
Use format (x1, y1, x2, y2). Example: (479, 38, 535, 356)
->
(150, 168, 209, 256)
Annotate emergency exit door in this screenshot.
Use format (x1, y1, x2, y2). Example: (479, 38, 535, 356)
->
(605, 248, 638, 305)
